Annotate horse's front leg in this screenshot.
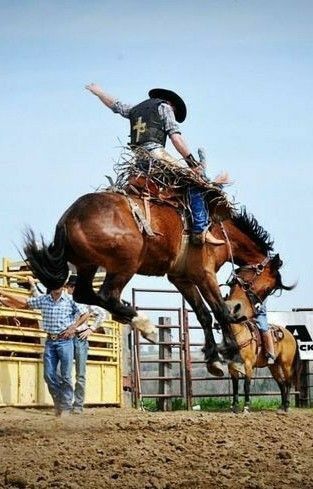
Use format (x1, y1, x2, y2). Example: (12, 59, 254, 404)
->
(242, 363, 253, 413)
(243, 376, 251, 413)
(168, 275, 224, 377)
(194, 272, 241, 361)
(230, 372, 240, 413)
(194, 271, 239, 327)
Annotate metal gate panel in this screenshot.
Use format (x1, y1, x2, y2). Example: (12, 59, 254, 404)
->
(131, 288, 307, 409)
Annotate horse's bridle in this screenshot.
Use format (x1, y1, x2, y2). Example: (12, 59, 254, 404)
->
(219, 222, 279, 314)
(226, 255, 272, 314)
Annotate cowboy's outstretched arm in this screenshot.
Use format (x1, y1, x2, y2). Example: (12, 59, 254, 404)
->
(170, 133, 203, 172)
(85, 84, 117, 109)
(169, 133, 191, 159)
(0, 290, 29, 309)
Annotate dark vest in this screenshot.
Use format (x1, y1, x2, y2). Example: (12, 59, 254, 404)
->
(129, 98, 167, 147)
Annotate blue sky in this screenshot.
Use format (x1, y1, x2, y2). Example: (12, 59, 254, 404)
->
(1, 0, 312, 311)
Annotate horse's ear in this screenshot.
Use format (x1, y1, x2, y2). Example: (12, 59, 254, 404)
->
(271, 253, 283, 270)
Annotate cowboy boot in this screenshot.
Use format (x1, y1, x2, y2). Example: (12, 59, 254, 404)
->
(261, 330, 276, 364)
(191, 230, 225, 246)
(205, 229, 225, 246)
(190, 231, 206, 245)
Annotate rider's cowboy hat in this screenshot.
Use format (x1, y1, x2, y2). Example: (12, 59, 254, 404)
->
(148, 88, 187, 123)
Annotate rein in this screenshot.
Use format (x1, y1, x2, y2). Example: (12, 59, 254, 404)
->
(219, 223, 273, 314)
(231, 320, 258, 350)
(227, 256, 272, 314)
(220, 222, 235, 274)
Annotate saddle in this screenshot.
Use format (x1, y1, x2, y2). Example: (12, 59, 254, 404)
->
(237, 321, 285, 356)
(126, 175, 183, 208)
(112, 153, 234, 237)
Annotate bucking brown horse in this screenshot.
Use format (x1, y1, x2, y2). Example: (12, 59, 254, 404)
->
(24, 191, 291, 376)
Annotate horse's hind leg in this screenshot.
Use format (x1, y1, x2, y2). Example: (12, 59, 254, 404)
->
(73, 265, 99, 304)
(97, 271, 137, 322)
(97, 272, 157, 342)
(269, 364, 290, 413)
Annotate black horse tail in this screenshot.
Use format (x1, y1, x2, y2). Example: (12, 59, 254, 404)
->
(23, 224, 69, 290)
(292, 343, 302, 392)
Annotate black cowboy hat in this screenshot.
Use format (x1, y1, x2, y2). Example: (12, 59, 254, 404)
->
(148, 88, 187, 123)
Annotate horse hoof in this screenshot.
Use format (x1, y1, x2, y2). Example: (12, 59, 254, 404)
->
(276, 407, 289, 415)
(132, 314, 157, 343)
(243, 406, 250, 415)
(207, 361, 224, 377)
(231, 405, 239, 414)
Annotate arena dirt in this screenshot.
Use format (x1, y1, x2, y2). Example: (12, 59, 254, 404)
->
(0, 407, 312, 489)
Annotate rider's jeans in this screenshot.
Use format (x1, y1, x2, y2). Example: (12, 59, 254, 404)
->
(255, 302, 268, 332)
(44, 338, 74, 411)
(73, 336, 89, 411)
(188, 187, 209, 233)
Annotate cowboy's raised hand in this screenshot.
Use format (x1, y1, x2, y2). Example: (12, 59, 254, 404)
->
(85, 83, 102, 96)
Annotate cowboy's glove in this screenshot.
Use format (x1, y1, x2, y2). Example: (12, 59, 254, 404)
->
(185, 154, 200, 169)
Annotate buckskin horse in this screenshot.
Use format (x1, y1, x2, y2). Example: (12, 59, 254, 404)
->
(224, 259, 299, 413)
(23, 186, 291, 377)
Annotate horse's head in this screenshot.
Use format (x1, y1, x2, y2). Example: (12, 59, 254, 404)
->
(225, 253, 295, 321)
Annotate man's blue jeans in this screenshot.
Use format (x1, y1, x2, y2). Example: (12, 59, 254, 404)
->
(44, 338, 74, 411)
(188, 187, 209, 233)
(73, 337, 89, 410)
(255, 302, 269, 332)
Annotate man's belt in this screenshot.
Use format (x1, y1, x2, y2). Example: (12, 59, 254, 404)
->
(46, 333, 63, 340)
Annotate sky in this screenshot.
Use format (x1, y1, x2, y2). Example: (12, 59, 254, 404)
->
(1, 0, 312, 313)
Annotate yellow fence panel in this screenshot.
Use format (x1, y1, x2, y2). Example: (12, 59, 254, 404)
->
(0, 257, 124, 407)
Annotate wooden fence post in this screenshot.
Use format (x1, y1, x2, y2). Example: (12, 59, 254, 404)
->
(157, 317, 172, 411)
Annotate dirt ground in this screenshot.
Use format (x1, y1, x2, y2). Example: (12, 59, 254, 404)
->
(0, 407, 312, 489)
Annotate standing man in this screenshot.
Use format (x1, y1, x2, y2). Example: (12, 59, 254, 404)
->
(0, 284, 89, 416)
(85, 83, 225, 246)
(64, 275, 108, 414)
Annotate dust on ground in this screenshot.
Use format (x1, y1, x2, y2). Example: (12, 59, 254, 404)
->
(0, 406, 312, 489)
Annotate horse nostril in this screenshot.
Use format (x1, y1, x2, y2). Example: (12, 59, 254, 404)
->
(234, 303, 241, 314)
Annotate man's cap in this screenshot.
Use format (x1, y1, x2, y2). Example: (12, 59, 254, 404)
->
(66, 274, 77, 287)
(148, 88, 187, 123)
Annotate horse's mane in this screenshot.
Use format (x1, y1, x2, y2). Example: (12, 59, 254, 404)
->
(232, 207, 274, 253)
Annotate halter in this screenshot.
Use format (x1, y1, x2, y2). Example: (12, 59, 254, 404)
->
(226, 256, 272, 314)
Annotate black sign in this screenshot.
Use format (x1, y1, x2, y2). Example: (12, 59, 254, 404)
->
(285, 324, 312, 342)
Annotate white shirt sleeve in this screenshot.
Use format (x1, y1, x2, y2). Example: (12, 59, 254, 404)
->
(89, 305, 108, 331)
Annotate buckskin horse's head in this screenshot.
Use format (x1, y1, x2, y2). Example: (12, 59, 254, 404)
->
(225, 253, 296, 321)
